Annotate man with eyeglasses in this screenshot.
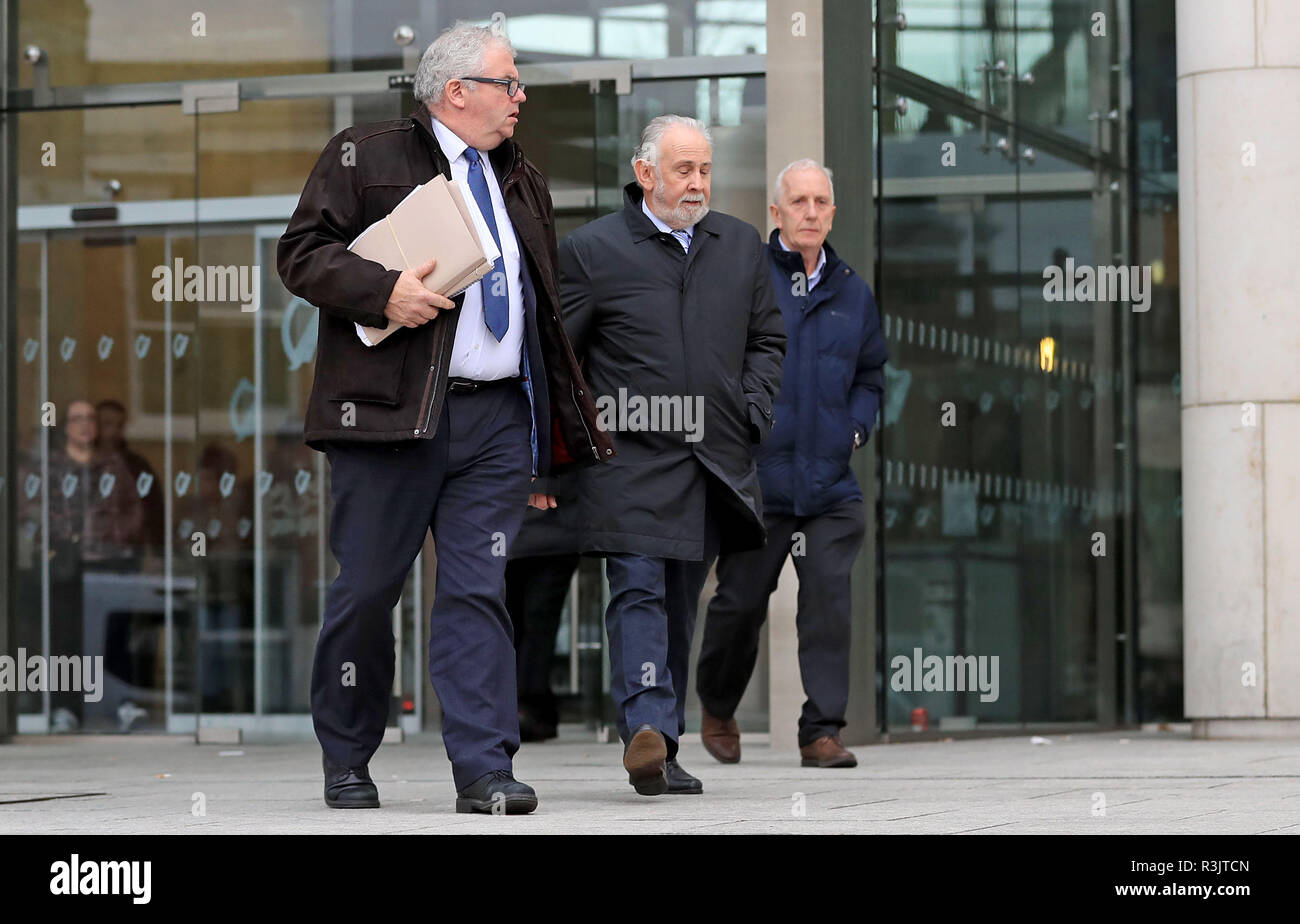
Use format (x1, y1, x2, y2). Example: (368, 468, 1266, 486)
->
(278, 22, 609, 816)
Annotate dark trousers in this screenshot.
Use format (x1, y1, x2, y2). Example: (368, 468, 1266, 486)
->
(311, 382, 532, 791)
(16, 565, 84, 720)
(506, 553, 579, 726)
(697, 498, 865, 747)
(604, 514, 718, 761)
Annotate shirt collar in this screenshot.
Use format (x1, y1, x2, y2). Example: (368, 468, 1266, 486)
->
(777, 233, 826, 282)
(429, 117, 470, 165)
(641, 198, 693, 239)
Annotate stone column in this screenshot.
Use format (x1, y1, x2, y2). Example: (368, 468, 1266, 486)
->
(763, 0, 823, 753)
(760, 0, 879, 750)
(1178, 0, 1300, 735)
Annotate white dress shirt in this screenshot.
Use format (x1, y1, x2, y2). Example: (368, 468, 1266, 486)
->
(641, 198, 694, 252)
(356, 117, 525, 380)
(777, 233, 826, 289)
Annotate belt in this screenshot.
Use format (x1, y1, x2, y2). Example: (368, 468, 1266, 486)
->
(446, 375, 522, 395)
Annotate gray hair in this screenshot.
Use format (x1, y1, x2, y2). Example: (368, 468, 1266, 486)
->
(413, 22, 516, 107)
(631, 115, 713, 171)
(772, 158, 835, 205)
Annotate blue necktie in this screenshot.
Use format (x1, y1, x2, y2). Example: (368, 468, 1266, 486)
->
(463, 147, 509, 341)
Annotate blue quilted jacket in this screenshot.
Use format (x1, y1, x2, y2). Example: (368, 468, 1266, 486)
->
(757, 230, 888, 516)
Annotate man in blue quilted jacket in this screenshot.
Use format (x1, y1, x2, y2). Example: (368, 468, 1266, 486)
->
(695, 159, 888, 768)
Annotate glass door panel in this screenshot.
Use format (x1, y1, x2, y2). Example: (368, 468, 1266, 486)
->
(14, 102, 199, 733)
(875, 0, 1124, 730)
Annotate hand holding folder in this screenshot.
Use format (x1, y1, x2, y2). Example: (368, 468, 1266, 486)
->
(349, 175, 499, 346)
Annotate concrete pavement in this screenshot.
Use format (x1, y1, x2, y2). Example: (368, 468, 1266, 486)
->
(2, 727, 1299, 834)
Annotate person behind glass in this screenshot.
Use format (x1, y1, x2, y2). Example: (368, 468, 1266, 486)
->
(72, 399, 144, 572)
(505, 468, 581, 742)
(696, 160, 888, 768)
(21, 399, 141, 729)
(96, 398, 164, 570)
(558, 116, 786, 796)
(277, 23, 609, 814)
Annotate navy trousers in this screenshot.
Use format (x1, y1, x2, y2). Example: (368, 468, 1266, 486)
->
(311, 382, 533, 791)
(697, 497, 865, 747)
(604, 511, 718, 760)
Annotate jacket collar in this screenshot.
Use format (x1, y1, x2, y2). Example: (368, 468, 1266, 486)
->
(409, 103, 520, 184)
(621, 181, 720, 243)
(767, 227, 842, 280)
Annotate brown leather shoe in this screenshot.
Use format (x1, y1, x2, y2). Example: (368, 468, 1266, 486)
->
(623, 724, 668, 795)
(701, 709, 741, 764)
(799, 735, 858, 768)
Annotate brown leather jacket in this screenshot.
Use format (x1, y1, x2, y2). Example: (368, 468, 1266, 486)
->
(277, 104, 612, 473)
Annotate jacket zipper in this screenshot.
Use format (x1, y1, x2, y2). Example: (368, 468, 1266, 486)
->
(413, 138, 455, 436)
(413, 350, 437, 436)
(572, 381, 601, 461)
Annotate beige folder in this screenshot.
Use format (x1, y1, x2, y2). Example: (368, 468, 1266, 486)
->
(349, 175, 498, 345)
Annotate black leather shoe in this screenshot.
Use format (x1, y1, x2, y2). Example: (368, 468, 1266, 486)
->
(664, 759, 703, 794)
(323, 755, 380, 809)
(623, 724, 668, 796)
(455, 769, 538, 815)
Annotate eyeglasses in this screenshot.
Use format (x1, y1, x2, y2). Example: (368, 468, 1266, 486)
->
(459, 76, 526, 99)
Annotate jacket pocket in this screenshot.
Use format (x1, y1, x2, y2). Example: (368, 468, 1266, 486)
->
(327, 328, 412, 406)
(743, 403, 762, 445)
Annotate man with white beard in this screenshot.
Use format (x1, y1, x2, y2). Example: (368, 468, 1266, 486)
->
(556, 115, 785, 796)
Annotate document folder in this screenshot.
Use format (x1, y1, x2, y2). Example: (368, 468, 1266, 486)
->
(349, 175, 498, 346)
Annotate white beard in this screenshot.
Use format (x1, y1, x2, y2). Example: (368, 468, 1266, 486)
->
(653, 181, 708, 228)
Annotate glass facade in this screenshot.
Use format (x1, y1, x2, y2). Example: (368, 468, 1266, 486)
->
(870, 0, 1181, 730)
(874, 0, 1138, 730)
(14, 0, 766, 88)
(1, 0, 1180, 738)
